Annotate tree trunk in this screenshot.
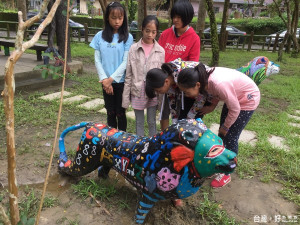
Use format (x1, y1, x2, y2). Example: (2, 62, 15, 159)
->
(196, 0, 206, 33)
(2, 1, 61, 223)
(274, 0, 299, 61)
(0, 204, 11, 225)
(17, 0, 27, 21)
(47, 0, 71, 62)
(168, 0, 174, 27)
(137, 0, 145, 30)
(144, 0, 147, 18)
(219, 0, 230, 51)
(98, 0, 107, 18)
(291, 0, 299, 54)
(124, 0, 129, 16)
(205, 0, 219, 66)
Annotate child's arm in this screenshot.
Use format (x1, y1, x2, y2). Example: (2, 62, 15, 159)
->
(187, 94, 207, 119)
(94, 50, 108, 81)
(122, 50, 133, 109)
(110, 35, 134, 83)
(217, 83, 240, 129)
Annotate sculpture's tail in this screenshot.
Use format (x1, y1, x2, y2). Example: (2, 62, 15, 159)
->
(58, 122, 93, 177)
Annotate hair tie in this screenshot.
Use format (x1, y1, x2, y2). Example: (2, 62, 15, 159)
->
(108, 2, 115, 6)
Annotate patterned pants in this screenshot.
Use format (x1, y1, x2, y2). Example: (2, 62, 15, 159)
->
(220, 104, 254, 154)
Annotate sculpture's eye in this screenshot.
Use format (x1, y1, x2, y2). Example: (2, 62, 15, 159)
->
(205, 145, 224, 158)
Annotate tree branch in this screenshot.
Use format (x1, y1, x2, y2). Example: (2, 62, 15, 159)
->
(23, 0, 62, 51)
(272, 0, 287, 26)
(0, 204, 11, 225)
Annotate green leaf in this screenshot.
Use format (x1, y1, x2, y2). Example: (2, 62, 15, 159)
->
(41, 69, 48, 79)
(27, 218, 35, 225)
(33, 65, 41, 70)
(41, 52, 52, 57)
(62, 10, 67, 16)
(52, 73, 60, 80)
(17, 214, 27, 225)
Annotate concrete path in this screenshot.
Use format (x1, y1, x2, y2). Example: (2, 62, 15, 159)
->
(39, 91, 300, 150)
(0, 52, 83, 91)
(0, 53, 43, 76)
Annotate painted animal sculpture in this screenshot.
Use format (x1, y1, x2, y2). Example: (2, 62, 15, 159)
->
(58, 118, 237, 224)
(237, 56, 280, 85)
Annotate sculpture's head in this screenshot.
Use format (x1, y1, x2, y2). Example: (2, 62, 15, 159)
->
(237, 56, 280, 85)
(193, 129, 237, 178)
(169, 118, 237, 178)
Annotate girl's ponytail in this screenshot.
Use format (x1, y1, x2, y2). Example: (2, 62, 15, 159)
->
(178, 63, 215, 96)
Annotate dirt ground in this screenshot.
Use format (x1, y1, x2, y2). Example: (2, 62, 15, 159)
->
(0, 63, 298, 225)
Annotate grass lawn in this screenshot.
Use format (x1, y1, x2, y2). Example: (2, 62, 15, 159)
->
(0, 45, 299, 223)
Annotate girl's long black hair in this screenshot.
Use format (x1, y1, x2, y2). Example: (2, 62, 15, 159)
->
(102, 2, 129, 43)
(178, 63, 215, 96)
(145, 63, 174, 98)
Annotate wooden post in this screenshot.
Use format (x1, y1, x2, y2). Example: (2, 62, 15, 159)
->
(84, 23, 88, 44)
(247, 31, 254, 51)
(225, 31, 228, 51)
(267, 38, 271, 51)
(7, 24, 10, 38)
(273, 33, 280, 53)
(78, 29, 81, 42)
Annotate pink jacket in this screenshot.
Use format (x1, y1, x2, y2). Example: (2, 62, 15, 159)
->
(207, 67, 260, 128)
(122, 39, 165, 108)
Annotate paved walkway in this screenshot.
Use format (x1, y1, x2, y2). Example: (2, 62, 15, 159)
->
(39, 91, 300, 151)
(0, 53, 41, 77)
(0, 52, 83, 91)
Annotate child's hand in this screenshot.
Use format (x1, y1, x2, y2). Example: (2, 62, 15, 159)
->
(199, 105, 216, 115)
(218, 125, 229, 138)
(102, 77, 114, 89)
(105, 85, 114, 95)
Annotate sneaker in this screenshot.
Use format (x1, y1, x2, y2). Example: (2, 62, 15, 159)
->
(210, 173, 231, 188)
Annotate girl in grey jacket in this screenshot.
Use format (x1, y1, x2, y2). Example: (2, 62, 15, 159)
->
(122, 16, 165, 136)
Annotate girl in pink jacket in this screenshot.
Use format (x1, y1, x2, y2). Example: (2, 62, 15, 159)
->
(122, 16, 165, 137)
(177, 63, 260, 188)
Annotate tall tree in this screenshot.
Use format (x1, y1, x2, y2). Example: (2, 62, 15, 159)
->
(137, 0, 146, 30)
(98, 0, 108, 17)
(219, 0, 230, 51)
(196, 0, 206, 33)
(168, 0, 174, 27)
(47, 0, 71, 62)
(124, 0, 129, 16)
(205, 0, 219, 66)
(2, 1, 62, 224)
(17, 0, 27, 21)
(271, 0, 299, 61)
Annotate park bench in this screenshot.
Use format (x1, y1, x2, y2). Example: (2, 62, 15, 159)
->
(0, 39, 48, 61)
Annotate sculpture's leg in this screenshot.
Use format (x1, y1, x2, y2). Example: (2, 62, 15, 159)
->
(135, 192, 160, 224)
(98, 165, 111, 179)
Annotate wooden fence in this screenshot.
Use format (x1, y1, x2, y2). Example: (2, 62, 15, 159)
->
(1, 21, 299, 52)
